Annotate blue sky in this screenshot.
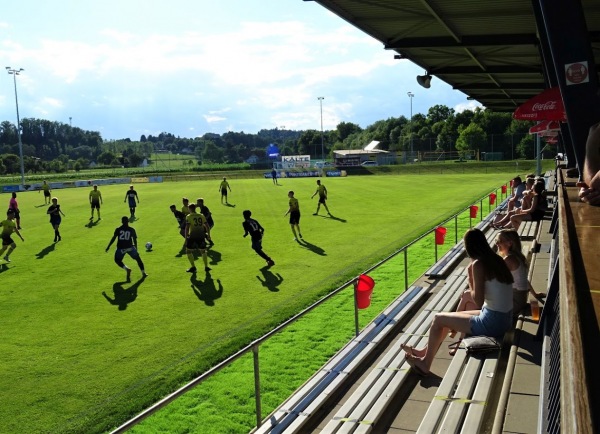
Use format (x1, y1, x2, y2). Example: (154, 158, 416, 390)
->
(1, 0, 479, 141)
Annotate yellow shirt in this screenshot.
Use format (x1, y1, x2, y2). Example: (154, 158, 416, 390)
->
(289, 197, 299, 211)
(1, 218, 16, 236)
(185, 212, 207, 237)
(89, 190, 102, 201)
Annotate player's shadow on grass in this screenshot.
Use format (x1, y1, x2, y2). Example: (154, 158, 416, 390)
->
(35, 243, 56, 259)
(35, 203, 47, 208)
(316, 214, 347, 223)
(102, 277, 146, 311)
(297, 239, 326, 256)
(224, 203, 236, 208)
(85, 219, 101, 228)
(191, 272, 223, 306)
(257, 267, 283, 292)
(0, 263, 8, 273)
(207, 249, 222, 265)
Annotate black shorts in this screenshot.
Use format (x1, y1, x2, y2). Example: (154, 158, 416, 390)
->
(2, 234, 14, 246)
(289, 210, 301, 225)
(44, 191, 51, 198)
(186, 236, 207, 250)
(318, 195, 327, 204)
(8, 208, 19, 219)
(91, 200, 100, 210)
(221, 188, 228, 196)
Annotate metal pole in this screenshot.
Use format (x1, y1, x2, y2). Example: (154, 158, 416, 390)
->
(318, 97, 324, 161)
(6, 67, 25, 186)
(407, 92, 414, 161)
(253, 345, 262, 427)
(353, 280, 359, 336)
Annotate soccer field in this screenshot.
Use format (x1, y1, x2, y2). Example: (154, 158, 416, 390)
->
(0, 172, 509, 433)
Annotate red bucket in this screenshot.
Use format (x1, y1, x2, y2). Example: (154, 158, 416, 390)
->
(489, 193, 497, 204)
(469, 205, 478, 218)
(435, 226, 447, 245)
(356, 274, 375, 309)
(501, 185, 507, 194)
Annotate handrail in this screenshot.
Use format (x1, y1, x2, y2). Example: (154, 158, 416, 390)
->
(557, 171, 594, 432)
(110, 183, 509, 433)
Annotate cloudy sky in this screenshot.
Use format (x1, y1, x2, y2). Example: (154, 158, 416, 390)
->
(1, 0, 479, 141)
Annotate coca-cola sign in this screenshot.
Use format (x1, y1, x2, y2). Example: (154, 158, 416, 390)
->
(513, 87, 566, 121)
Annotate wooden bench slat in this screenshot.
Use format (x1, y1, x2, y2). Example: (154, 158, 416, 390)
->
(462, 357, 499, 432)
(439, 356, 483, 431)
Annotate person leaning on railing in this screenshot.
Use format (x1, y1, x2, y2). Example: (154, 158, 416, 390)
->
(578, 121, 600, 205)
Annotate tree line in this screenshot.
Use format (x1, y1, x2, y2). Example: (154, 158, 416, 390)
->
(0, 105, 540, 175)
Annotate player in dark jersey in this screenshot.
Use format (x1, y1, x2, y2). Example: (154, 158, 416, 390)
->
(243, 210, 274, 267)
(124, 185, 139, 219)
(170, 204, 187, 251)
(47, 197, 65, 242)
(196, 198, 215, 247)
(105, 216, 147, 281)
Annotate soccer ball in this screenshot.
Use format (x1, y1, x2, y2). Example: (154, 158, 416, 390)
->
(145, 242, 153, 251)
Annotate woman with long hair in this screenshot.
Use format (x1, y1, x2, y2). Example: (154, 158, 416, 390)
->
(509, 181, 547, 230)
(402, 229, 513, 375)
(495, 230, 545, 316)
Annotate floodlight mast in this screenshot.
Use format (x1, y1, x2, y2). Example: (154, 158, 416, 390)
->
(6, 66, 26, 186)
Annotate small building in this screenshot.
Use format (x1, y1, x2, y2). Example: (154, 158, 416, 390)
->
(246, 154, 259, 164)
(333, 141, 395, 166)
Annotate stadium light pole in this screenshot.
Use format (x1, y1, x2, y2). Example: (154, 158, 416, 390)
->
(6, 67, 26, 186)
(318, 96, 324, 161)
(407, 91, 414, 161)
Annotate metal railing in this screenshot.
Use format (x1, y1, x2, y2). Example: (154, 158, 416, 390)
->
(110, 183, 511, 433)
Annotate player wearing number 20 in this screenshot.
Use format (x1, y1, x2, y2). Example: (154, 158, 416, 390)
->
(242, 210, 274, 267)
(105, 216, 148, 281)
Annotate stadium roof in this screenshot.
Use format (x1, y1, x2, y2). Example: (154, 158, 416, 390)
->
(306, 0, 600, 114)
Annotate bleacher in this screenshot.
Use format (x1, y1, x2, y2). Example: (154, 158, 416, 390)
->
(252, 195, 549, 434)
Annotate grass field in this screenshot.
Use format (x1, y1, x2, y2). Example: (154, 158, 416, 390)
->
(1, 171, 514, 433)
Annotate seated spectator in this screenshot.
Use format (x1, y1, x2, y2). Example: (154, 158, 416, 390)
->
(507, 176, 525, 212)
(493, 177, 535, 228)
(509, 181, 547, 230)
(578, 121, 600, 205)
(495, 230, 545, 317)
(401, 229, 513, 375)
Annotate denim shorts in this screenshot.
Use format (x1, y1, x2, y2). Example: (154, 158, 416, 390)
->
(470, 307, 512, 337)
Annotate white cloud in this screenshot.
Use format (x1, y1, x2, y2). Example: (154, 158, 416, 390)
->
(455, 101, 483, 113)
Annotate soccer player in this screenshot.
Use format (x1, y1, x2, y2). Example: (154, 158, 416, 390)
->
(105, 216, 148, 281)
(169, 204, 187, 251)
(311, 179, 331, 216)
(219, 177, 231, 204)
(8, 192, 22, 229)
(197, 198, 215, 247)
(243, 210, 274, 267)
(41, 180, 51, 204)
(47, 197, 65, 242)
(271, 168, 278, 185)
(124, 185, 139, 219)
(89, 185, 103, 220)
(185, 203, 211, 273)
(0, 210, 24, 263)
(284, 190, 303, 241)
(181, 197, 190, 216)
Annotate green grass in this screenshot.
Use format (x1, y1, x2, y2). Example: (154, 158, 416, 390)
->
(1, 172, 512, 433)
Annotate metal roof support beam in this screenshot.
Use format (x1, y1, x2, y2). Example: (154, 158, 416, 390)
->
(539, 0, 600, 184)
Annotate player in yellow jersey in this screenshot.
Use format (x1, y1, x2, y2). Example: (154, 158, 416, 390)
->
(219, 177, 231, 204)
(184, 204, 211, 273)
(89, 185, 103, 220)
(41, 180, 51, 204)
(284, 190, 303, 241)
(311, 179, 331, 216)
(0, 210, 24, 263)
(181, 197, 190, 215)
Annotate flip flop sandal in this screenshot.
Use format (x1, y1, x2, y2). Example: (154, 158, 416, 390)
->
(448, 340, 462, 356)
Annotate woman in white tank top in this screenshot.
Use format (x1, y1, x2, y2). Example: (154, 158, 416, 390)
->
(402, 229, 514, 376)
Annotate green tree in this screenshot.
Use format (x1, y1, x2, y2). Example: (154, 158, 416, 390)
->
(456, 123, 486, 158)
